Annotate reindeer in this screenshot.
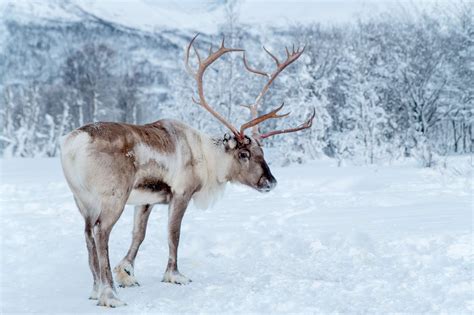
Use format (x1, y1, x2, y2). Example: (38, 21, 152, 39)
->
(60, 35, 314, 307)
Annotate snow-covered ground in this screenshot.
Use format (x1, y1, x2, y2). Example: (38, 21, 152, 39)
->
(0, 157, 472, 313)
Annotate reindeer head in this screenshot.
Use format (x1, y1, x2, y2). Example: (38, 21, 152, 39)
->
(222, 134, 276, 192)
(185, 34, 315, 193)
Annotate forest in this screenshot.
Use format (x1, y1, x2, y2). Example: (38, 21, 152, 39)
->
(0, 1, 472, 166)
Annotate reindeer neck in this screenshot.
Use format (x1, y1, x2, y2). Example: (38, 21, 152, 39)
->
(187, 133, 232, 209)
(201, 135, 233, 184)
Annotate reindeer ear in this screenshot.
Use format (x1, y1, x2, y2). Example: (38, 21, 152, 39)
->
(223, 134, 237, 150)
(243, 136, 251, 145)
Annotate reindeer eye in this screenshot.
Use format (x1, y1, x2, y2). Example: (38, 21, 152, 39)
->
(238, 151, 250, 160)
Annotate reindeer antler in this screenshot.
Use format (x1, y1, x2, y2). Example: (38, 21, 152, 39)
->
(241, 45, 315, 140)
(185, 35, 314, 142)
(185, 34, 244, 139)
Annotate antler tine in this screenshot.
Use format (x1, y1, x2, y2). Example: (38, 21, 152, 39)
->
(263, 46, 280, 66)
(288, 45, 305, 62)
(239, 103, 289, 136)
(185, 33, 200, 76)
(193, 44, 201, 64)
(259, 107, 316, 139)
(191, 96, 200, 105)
(199, 37, 244, 68)
(243, 52, 268, 77)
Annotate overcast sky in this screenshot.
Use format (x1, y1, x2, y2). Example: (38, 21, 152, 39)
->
(154, 0, 446, 25)
(2, 0, 447, 33)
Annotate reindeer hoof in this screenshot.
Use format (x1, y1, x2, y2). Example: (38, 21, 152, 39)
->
(97, 287, 126, 308)
(162, 270, 192, 285)
(114, 261, 140, 288)
(88, 283, 99, 300)
(89, 291, 99, 300)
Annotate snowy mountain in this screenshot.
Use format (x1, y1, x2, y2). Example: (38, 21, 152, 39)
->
(1, 0, 225, 33)
(1, 0, 402, 33)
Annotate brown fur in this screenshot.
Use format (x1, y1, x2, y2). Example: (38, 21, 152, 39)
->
(79, 121, 176, 154)
(134, 178, 172, 194)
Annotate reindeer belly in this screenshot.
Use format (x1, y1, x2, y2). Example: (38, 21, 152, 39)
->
(126, 178, 172, 205)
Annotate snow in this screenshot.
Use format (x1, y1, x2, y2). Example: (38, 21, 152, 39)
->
(0, 157, 472, 313)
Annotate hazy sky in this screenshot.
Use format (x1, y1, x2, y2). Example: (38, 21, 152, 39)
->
(2, 0, 446, 32)
(239, 0, 383, 25)
(157, 0, 444, 25)
(146, 0, 447, 30)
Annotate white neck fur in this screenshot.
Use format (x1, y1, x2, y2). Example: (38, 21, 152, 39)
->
(191, 135, 233, 209)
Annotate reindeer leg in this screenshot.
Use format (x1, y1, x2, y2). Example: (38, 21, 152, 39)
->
(162, 194, 192, 285)
(75, 197, 100, 300)
(94, 201, 127, 308)
(84, 221, 100, 299)
(114, 204, 153, 287)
